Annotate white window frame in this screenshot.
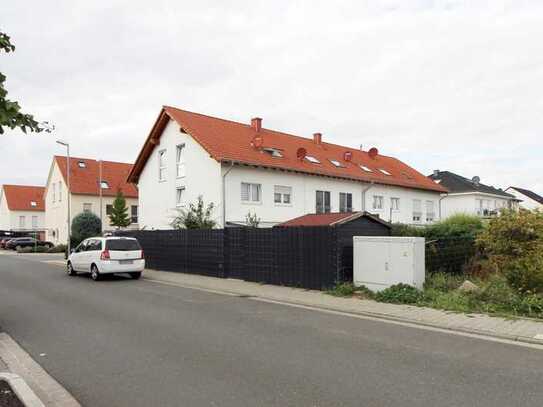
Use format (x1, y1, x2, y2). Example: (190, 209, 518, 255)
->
(19, 216, 25, 229)
(426, 200, 435, 222)
(413, 199, 422, 223)
(241, 183, 261, 203)
(316, 190, 331, 214)
(58, 181, 62, 202)
(339, 192, 353, 212)
(176, 187, 185, 207)
(274, 185, 292, 205)
(131, 205, 138, 224)
(372, 195, 384, 210)
(391, 197, 400, 211)
(176, 144, 186, 178)
(158, 149, 167, 182)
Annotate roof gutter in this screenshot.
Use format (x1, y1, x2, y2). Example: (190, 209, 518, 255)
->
(221, 161, 235, 227)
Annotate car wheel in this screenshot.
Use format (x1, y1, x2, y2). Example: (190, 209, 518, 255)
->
(66, 262, 76, 276)
(90, 265, 101, 281)
(130, 272, 142, 280)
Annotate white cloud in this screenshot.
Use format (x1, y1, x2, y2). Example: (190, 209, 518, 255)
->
(1, 0, 542, 193)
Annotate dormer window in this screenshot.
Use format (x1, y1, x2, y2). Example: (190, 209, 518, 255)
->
(378, 168, 392, 176)
(100, 181, 109, 189)
(30, 201, 37, 207)
(263, 147, 283, 158)
(78, 161, 86, 168)
(305, 156, 320, 164)
(329, 159, 344, 168)
(360, 165, 373, 173)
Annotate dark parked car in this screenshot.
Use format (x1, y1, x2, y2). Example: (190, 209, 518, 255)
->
(5, 237, 53, 250)
(0, 237, 15, 249)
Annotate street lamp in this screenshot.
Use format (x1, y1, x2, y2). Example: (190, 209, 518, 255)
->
(56, 140, 71, 256)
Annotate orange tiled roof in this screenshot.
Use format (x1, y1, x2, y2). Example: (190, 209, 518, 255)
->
(2, 185, 45, 211)
(54, 156, 138, 198)
(128, 106, 448, 193)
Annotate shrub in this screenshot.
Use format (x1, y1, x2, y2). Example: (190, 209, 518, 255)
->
(48, 244, 67, 253)
(391, 223, 425, 237)
(375, 283, 423, 304)
(512, 294, 543, 318)
(16, 246, 48, 253)
(16, 246, 33, 253)
(326, 282, 356, 297)
(425, 214, 484, 240)
(71, 212, 102, 247)
(424, 272, 464, 292)
(504, 251, 543, 294)
(171, 196, 216, 229)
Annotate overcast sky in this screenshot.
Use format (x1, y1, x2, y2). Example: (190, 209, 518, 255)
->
(1, 0, 542, 194)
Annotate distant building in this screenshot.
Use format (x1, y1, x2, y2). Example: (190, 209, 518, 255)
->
(428, 170, 517, 219)
(505, 187, 543, 211)
(44, 156, 139, 244)
(0, 184, 45, 238)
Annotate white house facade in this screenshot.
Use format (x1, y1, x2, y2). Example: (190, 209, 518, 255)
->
(45, 156, 139, 244)
(505, 187, 543, 211)
(0, 185, 46, 236)
(428, 171, 517, 219)
(129, 107, 447, 229)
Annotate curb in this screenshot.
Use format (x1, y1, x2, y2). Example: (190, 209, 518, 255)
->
(144, 276, 543, 348)
(0, 372, 45, 407)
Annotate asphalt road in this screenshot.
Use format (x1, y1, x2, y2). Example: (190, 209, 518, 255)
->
(1, 253, 542, 407)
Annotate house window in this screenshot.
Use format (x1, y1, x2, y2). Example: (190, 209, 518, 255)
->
(106, 204, 113, 215)
(378, 168, 392, 176)
(329, 159, 344, 168)
(263, 147, 283, 158)
(58, 182, 62, 201)
(316, 190, 331, 214)
(131, 205, 138, 224)
(274, 186, 292, 205)
(360, 165, 373, 173)
(176, 144, 185, 178)
(32, 216, 38, 229)
(372, 195, 384, 210)
(83, 203, 92, 213)
(19, 216, 25, 229)
(100, 181, 109, 189)
(241, 183, 261, 203)
(391, 197, 400, 211)
(158, 149, 167, 181)
(413, 199, 422, 222)
(305, 156, 320, 164)
(52, 183, 56, 203)
(30, 201, 37, 207)
(176, 187, 185, 207)
(339, 192, 353, 212)
(78, 161, 86, 168)
(426, 200, 435, 222)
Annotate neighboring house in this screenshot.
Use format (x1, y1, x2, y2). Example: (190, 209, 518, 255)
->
(428, 170, 517, 218)
(505, 186, 543, 211)
(45, 156, 139, 244)
(128, 106, 447, 228)
(0, 185, 45, 237)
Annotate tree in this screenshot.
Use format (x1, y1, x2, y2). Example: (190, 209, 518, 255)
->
(0, 31, 51, 134)
(171, 195, 216, 229)
(245, 211, 260, 227)
(109, 190, 131, 228)
(71, 212, 102, 247)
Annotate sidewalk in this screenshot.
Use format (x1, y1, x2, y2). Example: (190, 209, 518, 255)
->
(144, 269, 543, 346)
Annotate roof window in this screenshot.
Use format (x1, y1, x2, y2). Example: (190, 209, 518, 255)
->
(30, 201, 37, 207)
(329, 159, 344, 168)
(263, 147, 283, 158)
(100, 181, 109, 189)
(78, 161, 86, 168)
(360, 165, 373, 173)
(305, 156, 320, 164)
(378, 168, 392, 176)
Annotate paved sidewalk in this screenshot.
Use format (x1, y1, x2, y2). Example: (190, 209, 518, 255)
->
(144, 269, 543, 346)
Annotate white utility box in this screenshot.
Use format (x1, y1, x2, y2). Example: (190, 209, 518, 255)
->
(353, 236, 425, 292)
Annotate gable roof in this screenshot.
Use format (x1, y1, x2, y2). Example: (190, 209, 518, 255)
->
(507, 186, 543, 205)
(275, 211, 391, 227)
(128, 106, 447, 193)
(428, 171, 514, 198)
(54, 156, 138, 198)
(2, 185, 45, 211)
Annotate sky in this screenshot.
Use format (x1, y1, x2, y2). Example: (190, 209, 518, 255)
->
(1, 0, 542, 194)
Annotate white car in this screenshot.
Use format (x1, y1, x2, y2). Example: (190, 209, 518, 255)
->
(67, 237, 145, 281)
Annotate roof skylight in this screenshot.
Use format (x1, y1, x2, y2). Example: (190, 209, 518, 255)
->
(100, 181, 109, 189)
(263, 147, 283, 158)
(78, 161, 86, 168)
(329, 159, 344, 168)
(30, 201, 37, 207)
(360, 165, 373, 173)
(378, 168, 392, 176)
(305, 156, 320, 164)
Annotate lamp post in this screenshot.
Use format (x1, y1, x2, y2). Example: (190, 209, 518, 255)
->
(56, 140, 71, 256)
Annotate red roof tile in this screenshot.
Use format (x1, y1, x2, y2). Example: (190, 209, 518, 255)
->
(54, 156, 138, 198)
(276, 211, 389, 227)
(128, 106, 447, 193)
(2, 185, 45, 211)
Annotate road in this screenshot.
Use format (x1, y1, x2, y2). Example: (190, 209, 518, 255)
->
(0, 253, 542, 407)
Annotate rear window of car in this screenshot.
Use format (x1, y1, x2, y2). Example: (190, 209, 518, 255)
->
(106, 239, 141, 251)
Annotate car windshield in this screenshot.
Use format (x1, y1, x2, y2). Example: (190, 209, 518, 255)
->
(106, 239, 141, 251)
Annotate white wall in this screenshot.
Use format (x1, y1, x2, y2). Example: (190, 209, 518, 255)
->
(0, 188, 45, 231)
(0, 190, 9, 230)
(223, 165, 442, 226)
(137, 119, 222, 229)
(440, 192, 514, 219)
(505, 188, 542, 211)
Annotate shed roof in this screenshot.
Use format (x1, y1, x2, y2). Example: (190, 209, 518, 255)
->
(275, 211, 390, 228)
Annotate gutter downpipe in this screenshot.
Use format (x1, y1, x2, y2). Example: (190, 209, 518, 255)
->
(222, 161, 235, 228)
(438, 193, 448, 220)
(361, 181, 374, 212)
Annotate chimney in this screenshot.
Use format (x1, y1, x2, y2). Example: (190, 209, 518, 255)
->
(251, 117, 262, 133)
(433, 170, 440, 177)
(313, 132, 322, 145)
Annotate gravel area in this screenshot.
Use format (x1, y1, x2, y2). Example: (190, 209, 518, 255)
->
(0, 380, 24, 407)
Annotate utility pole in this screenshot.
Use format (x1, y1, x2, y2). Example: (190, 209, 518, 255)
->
(56, 140, 71, 256)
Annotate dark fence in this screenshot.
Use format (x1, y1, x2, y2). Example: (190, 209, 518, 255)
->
(117, 227, 339, 290)
(425, 237, 476, 274)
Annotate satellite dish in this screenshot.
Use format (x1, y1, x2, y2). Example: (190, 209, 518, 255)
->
(344, 151, 352, 162)
(251, 135, 263, 149)
(296, 147, 307, 160)
(368, 147, 379, 159)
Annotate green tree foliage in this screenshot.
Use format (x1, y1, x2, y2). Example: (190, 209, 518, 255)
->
(71, 212, 102, 247)
(391, 214, 483, 240)
(0, 31, 50, 134)
(171, 195, 216, 229)
(109, 190, 131, 228)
